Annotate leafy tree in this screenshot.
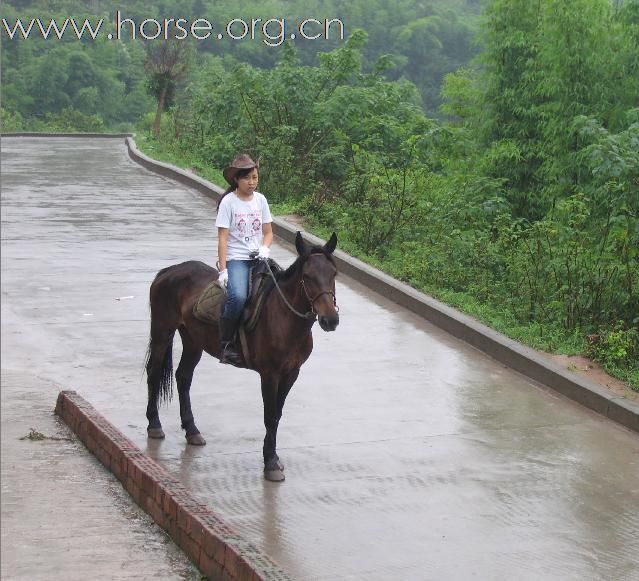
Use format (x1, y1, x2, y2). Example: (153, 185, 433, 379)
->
(476, 0, 547, 218)
(144, 40, 191, 135)
(472, 0, 639, 219)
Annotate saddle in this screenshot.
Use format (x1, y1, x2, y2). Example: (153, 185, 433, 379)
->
(192, 258, 283, 330)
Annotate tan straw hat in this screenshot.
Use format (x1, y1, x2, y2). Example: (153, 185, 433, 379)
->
(222, 154, 259, 186)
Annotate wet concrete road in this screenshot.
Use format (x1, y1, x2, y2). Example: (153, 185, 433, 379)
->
(2, 137, 639, 581)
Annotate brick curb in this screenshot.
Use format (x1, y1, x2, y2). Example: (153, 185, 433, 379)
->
(55, 390, 294, 581)
(124, 136, 639, 434)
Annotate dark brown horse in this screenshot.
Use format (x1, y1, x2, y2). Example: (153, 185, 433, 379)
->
(144, 231, 339, 481)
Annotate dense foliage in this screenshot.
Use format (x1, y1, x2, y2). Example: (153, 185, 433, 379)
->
(2, 0, 638, 386)
(1, 2, 153, 131)
(1, 0, 480, 122)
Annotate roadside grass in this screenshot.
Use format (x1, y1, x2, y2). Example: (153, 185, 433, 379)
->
(135, 134, 225, 188)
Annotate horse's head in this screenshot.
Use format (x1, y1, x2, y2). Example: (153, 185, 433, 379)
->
(296, 231, 340, 332)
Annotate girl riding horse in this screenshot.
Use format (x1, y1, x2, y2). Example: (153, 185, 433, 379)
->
(215, 154, 273, 366)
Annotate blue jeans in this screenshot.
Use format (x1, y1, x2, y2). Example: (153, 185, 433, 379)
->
(222, 259, 257, 323)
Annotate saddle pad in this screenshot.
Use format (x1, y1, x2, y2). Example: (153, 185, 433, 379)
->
(193, 280, 226, 325)
(244, 258, 283, 333)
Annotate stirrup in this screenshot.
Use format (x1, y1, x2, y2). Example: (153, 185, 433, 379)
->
(220, 343, 243, 367)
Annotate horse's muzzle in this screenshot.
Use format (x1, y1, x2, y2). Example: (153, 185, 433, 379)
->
(318, 313, 339, 332)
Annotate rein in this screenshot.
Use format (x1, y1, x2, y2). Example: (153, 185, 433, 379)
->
(262, 257, 337, 321)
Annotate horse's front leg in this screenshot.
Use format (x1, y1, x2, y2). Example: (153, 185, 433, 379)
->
(261, 368, 300, 482)
(261, 372, 285, 481)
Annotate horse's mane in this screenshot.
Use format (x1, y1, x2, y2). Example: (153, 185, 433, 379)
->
(275, 246, 336, 283)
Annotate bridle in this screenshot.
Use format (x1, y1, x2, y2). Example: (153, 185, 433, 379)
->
(301, 277, 339, 317)
(263, 256, 338, 321)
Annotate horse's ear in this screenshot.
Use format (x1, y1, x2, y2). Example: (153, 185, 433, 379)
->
(295, 231, 306, 256)
(324, 232, 337, 255)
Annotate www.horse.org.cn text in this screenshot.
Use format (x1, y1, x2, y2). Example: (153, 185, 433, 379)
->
(1, 12, 346, 47)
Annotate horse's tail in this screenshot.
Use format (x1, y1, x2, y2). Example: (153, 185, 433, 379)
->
(144, 332, 175, 405)
(144, 265, 179, 405)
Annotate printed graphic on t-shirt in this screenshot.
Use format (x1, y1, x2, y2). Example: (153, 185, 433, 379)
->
(234, 211, 262, 243)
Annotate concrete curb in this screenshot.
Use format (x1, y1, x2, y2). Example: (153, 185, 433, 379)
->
(2, 132, 133, 138)
(125, 136, 639, 435)
(55, 390, 293, 581)
(125, 136, 227, 198)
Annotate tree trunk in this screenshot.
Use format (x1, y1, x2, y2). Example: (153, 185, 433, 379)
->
(152, 82, 168, 136)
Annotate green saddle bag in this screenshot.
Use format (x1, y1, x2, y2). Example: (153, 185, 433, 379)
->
(193, 280, 226, 325)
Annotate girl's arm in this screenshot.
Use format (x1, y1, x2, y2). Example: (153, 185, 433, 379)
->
(218, 227, 229, 271)
(262, 222, 273, 248)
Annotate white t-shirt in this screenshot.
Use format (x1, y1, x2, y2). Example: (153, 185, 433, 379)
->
(215, 191, 273, 260)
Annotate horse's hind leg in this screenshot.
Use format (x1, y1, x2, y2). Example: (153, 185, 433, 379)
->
(176, 327, 205, 446)
(146, 329, 174, 439)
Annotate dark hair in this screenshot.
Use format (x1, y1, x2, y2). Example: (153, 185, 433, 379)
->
(217, 167, 258, 209)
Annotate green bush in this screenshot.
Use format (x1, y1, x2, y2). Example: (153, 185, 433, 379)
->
(42, 108, 106, 132)
(592, 324, 639, 369)
(0, 107, 24, 132)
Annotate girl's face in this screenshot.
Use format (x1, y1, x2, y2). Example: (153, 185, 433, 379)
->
(236, 168, 259, 197)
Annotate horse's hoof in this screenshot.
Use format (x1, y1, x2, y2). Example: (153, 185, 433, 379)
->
(186, 432, 206, 446)
(264, 468, 285, 482)
(147, 427, 165, 439)
(264, 457, 285, 481)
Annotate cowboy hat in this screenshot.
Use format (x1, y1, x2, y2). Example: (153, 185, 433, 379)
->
(222, 154, 259, 186)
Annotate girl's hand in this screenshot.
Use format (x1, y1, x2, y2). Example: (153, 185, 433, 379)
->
(258, 245, 270, 259)
(217, 269, 228, 287)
